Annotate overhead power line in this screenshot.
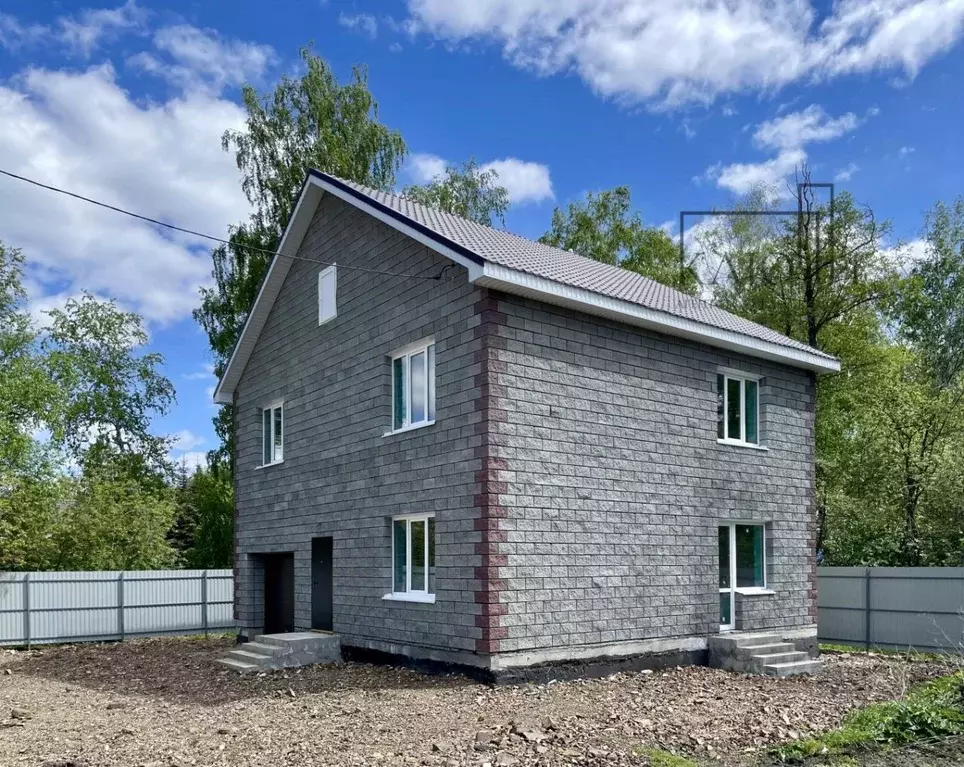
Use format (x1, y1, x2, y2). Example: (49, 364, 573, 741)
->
(0, 168, 442, 282)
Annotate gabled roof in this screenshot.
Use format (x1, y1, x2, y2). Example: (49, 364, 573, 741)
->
(214, 170, 839, 403)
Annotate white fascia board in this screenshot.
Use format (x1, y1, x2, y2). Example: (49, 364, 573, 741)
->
(474, 262, 841, 374)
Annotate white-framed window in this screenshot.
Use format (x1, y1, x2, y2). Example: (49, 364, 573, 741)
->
(390, 339, 436, 433)
(318, 264, 337, 325)
(386, 513, 436, 603)
(717, 370, 760, 445)
(261, 402, 284, 466)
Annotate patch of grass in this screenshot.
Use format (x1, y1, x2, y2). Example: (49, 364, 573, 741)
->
(773, 672, 964, 763)
(819, 643, 948, 662)
(634, 746, 700, 766)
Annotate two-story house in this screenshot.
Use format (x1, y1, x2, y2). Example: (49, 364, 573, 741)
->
(214, 170, 839, 680)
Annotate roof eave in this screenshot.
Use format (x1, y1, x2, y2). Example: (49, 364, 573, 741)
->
(475, 262, 841, 374)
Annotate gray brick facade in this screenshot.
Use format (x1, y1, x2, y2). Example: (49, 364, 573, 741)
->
(233, 192, 818, 671)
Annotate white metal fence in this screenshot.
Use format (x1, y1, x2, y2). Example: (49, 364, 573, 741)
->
(0, 569, 234, 647)
(818, 567, 964, 653)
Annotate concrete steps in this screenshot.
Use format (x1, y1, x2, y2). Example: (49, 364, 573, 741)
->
(217, 632, 342, 674)
(709, 631, 822, 677)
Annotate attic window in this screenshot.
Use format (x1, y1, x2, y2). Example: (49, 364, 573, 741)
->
(318, 264, 337, 325)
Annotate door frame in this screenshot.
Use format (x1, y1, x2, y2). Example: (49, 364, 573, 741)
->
(718, 521, 768, 632)
(262, 552, 295, 634)
(719, 524, 736, 632)
(311, 536, 334, 632)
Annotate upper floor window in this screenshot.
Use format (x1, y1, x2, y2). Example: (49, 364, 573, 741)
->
(318, 264, 337, 325)
(391, 339, 435, 433)
(261, 402, 284, 465)
(717, 371, 759, 445)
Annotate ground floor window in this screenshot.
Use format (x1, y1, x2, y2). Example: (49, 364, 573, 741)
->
(391, 514, 436, 597)
(719, 522, 767, 629)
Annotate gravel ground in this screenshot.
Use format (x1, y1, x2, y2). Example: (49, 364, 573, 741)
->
(0, 638, 952, 767)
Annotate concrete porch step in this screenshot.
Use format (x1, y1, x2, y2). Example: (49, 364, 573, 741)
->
(216, 657, 260, 673)
(750, 651, 809, 665)
(709, 631, 821, 676)
(733, 642, 795, 660)
(218, 631, 342, 674)
(764, 659, 824, 677)
(226, 648, 273, 663)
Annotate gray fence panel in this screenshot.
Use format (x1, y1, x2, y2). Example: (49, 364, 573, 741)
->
(0, 569, 234, 647)
(818, 567, 964, 652)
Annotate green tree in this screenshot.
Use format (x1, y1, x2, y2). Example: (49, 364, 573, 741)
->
(0, 444, 68, 571)
(883, 198, 964, 564)
(174, 466, 234, 568)
(43, 293, 175, 474)
(52, 460, 177, 570)
(194, 47, 407, 470)
(540, 186, 698, 294)
(403, 158, 509, 226)
(705, 183, 898, 352)
(0, 243, 57, 473)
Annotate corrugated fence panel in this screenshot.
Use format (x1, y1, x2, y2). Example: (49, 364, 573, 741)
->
(0, 569, 234, 647)
(0, 574, 27, 644)
(818, 567, 964, 652)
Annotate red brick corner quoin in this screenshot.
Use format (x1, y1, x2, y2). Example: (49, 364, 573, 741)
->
(473, 290, 510, 655)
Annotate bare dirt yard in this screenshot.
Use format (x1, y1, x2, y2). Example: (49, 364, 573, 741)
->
(0, 637, 952, 767)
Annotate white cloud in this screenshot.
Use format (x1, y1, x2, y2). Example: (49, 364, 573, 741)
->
(405, 0, 964, 107)
(753, 105, 860, 150)
(835, 162, 859, 181)
(0, 22, 256, 325)
(407, 153, 553, 204)
(703, 104, 865, 195)
(899, 145, 916, 156)
(170, 429, 205, 451)
(183, 363, 216, 381)
(0, 14, 49, 51)
(408, 153, 448, 182)
(59, 0, 147, 57)
(480, 158, 554, 203)
(130, 24, 275, 91)
(704, 148, 807, 195)
(339, 13, 379, 39)
(0, 1, 147, 58)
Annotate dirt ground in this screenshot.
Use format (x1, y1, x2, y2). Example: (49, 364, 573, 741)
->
(0, 637, 953, 767)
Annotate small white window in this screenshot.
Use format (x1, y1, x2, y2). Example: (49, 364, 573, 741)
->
(391, 339, 435, 433)
(261, 402, 283, 465)
(390, 514, 435, 600)
(717, 371, 760, 445)
(318, 264, 337, 325)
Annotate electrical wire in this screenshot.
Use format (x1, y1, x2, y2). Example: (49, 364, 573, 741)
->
(0, 168, 443, 281)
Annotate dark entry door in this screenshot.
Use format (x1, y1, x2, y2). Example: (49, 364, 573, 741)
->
(311, 537, 334, 631)
(263, 553, 294, 634)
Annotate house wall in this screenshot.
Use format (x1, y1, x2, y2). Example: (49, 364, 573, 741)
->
(233, 193, 489, 660)
(233, 192, 819, 672)
(481, 292, 817, 665)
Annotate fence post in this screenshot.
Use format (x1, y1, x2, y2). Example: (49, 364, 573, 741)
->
(23, 572, 30, 649)
(118, 571, 125, 641)
(201, 570, 209, 639)
(864, 567, 872, 652)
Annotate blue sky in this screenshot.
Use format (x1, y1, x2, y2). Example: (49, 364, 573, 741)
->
(1, 0, 962, 467)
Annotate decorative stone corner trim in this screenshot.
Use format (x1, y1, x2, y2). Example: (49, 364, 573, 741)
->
(473, 290, 510, 655)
